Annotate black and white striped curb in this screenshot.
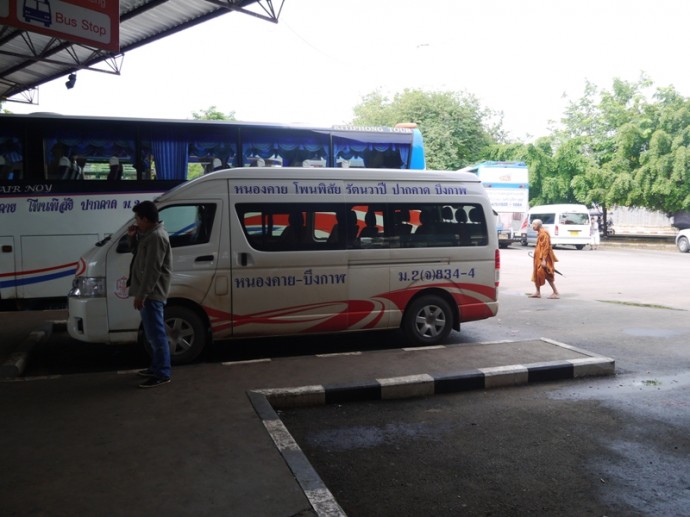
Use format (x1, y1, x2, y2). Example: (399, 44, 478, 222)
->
(250, 338, 614, 410)
(247, 337, 614, 516)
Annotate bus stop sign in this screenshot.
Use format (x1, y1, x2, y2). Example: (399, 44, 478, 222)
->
(1, 0, 120, 52)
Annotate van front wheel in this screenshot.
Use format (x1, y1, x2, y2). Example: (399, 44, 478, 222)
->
(403, 295, 453, 345)
(165, 305, 208, 364)
(143, 305, 208, 365)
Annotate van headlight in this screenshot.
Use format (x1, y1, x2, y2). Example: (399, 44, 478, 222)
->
(69, 277, 106, 298)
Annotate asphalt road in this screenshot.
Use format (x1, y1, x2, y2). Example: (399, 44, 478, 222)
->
(280, 245, 690, 516)
(5, 242, 690, 516)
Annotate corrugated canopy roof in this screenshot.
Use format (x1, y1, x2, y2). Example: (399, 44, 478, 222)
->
(0, 0, 280, 103)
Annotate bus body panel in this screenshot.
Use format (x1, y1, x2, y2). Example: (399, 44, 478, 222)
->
(0, 235, 17, 300)
(68, 168, 498, 347)
(1, 189, 167, 300)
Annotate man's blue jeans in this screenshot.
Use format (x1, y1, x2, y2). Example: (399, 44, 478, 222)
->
(140, 299, 171, 379)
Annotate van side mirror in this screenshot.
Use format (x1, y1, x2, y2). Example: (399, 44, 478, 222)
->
(116, 234, 132, 253)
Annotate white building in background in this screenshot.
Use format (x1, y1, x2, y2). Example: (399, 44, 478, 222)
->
(608, 207, 676, 235)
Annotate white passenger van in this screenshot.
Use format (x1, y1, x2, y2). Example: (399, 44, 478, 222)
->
(520, 203, 591, 249)
(67, 168, 500, 363)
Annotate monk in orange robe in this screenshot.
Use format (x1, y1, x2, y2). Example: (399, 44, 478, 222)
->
(530, 219, 560, 299)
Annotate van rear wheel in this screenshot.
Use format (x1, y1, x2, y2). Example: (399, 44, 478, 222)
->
(403, 295, 453, 346)
(142, 305, 208, 365)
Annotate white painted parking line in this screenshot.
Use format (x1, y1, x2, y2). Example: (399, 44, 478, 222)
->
(222, 358, 272, 366)
(315, 351, 363, 358)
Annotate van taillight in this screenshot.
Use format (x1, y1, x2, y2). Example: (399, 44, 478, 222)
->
(554, 224, 559, 236)
(495, 248, 500, 287)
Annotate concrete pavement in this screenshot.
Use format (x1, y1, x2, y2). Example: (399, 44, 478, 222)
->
(0, 309, 614, 517)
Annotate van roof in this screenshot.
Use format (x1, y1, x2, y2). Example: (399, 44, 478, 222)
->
(157, 167, 484, 202)
(529, 203, 589, 213)
(199, 167, 481, 183)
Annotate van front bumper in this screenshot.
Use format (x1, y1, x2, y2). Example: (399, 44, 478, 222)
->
(68, 297, 139, 344)
(67, 297, 114, 343)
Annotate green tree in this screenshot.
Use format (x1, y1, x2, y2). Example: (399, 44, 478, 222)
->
(192, 106, 236, 121)
(186, 106, 236, 179)
(351, 89, 503, 170)
(556, 74, 690, 214)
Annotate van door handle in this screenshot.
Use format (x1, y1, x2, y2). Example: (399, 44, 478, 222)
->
(239, 252, 248, 266)
(195, 255, 214, 262)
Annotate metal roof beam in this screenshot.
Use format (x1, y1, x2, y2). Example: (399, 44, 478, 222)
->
(0, 47, 123, 76)
(205, 0, 284, 24)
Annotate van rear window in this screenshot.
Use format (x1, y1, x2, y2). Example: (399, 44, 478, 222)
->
(559, 212, 589, 225)
(530, 213, 556, 225)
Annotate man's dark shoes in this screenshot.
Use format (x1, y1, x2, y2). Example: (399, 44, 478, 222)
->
(138, 377, 171, 389)
(137, 368, 156, 378)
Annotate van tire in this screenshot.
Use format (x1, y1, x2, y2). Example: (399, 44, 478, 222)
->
(143, 305, 208, 365)
(575, 245, 585, 250)
(678, 236, 690, 253)
(403, 294, 453, 345)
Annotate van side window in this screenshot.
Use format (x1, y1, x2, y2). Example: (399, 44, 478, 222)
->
(160, 204, 217, 248)
(114, 203, 217, 253)
(238, 203, 341, 252)
(237, 202, 490, 252)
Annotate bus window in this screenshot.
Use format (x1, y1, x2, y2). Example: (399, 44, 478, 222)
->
(188, 139, 238, 177)
(333, 137, 408, 169)
(241, 129, 329, 168)
(0, 136, 22, 180)
(44, 136, 136, 180)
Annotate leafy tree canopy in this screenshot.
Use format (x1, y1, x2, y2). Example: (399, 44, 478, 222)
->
(351, 89, 504, 170)
(192, 106, 236, 121)
(490, 73, 690, 215)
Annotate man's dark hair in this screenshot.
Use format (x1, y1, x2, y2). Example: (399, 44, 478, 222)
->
(133, 200, 159, 222)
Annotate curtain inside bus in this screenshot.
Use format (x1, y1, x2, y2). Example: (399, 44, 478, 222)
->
(241, 129, 329, 167)
(150, 140, 189, 180)
(333, 139, 409, 169)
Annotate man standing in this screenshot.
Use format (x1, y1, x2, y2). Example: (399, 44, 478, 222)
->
(128, 201, 173, 388)
(529, 218, 559, 299)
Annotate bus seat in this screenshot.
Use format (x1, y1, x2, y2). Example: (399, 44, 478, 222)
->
(359, 210, 379, 238)
(328, 210, 358, 245)
(467, 207, 487, 245)
(280, 211, 307, 247)
(394, 209, 413, 236)
(414, 209, 436, 235)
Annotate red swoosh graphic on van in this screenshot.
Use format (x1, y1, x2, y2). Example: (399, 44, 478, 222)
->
(202, 283, 496, 338)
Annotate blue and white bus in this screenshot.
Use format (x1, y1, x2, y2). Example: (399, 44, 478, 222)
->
(461, 161, 529, 248)
(0, 114, 425, 306)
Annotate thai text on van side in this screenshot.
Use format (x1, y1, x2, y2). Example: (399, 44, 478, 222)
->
(233, 182, 468, 196)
